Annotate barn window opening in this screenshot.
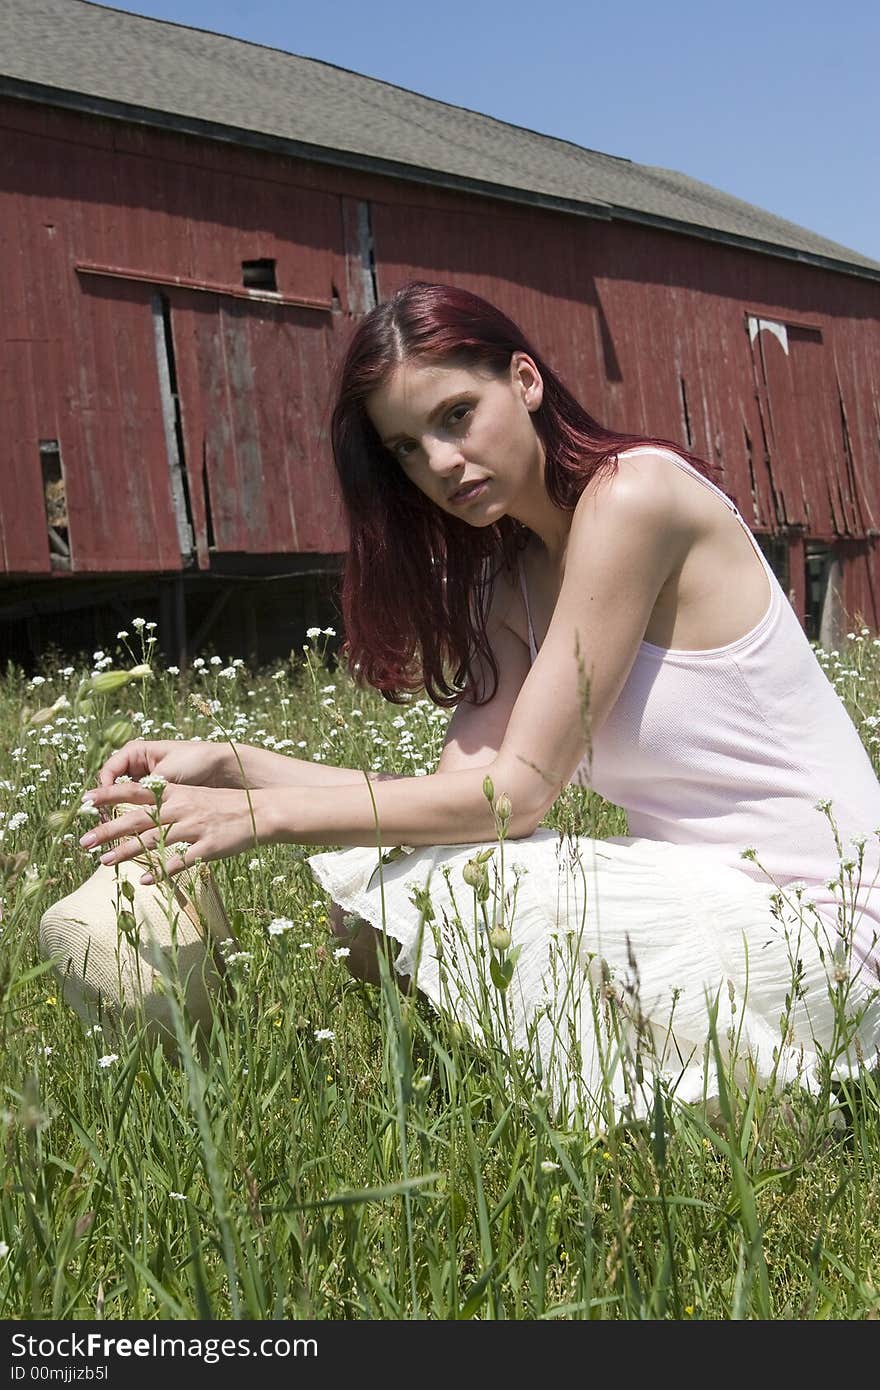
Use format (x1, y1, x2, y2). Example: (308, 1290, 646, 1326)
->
(152, 294, 195, 561)
(788, 324, 824, 345)
(756, 533, 789, 594)
(805, 543, 832, 643)
(242, 259, 278, 292)
(202, 456, 216, 551)
(837, 384, 861, 528)
(679, 376, 693, 448)
(40, 440, 70, 570)
(743, 423, 760, 527)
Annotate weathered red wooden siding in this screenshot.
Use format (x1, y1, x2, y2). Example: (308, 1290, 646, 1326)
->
(372, 202, 880, 623)
(0, 98, 350, 576)
(3, 94, 880, 630)
(373, 205, 880, 527)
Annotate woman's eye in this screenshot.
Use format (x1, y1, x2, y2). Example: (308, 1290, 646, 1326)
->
(390, 406, 470, 462)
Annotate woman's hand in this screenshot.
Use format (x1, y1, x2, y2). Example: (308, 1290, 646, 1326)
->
(78, 780, 267, 881)
(98, 739, 233, 790)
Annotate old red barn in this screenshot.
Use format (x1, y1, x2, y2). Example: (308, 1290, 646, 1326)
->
(2, 0, 880, 665)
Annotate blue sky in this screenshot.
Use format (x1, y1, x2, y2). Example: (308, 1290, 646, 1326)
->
(98, 0, 879, 263)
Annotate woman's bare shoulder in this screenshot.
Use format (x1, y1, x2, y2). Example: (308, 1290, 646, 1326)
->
(575, 447, 707, 541)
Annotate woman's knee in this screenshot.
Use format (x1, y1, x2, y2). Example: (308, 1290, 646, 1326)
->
(327, 900, 410, 991)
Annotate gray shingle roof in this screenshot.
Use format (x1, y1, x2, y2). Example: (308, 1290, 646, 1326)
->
(3, 0, 878, 279)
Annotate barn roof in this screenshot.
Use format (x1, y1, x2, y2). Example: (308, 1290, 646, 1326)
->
(3, 0, 878, 282)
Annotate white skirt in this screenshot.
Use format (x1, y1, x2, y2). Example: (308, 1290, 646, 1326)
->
(307, 831, 880, 1125)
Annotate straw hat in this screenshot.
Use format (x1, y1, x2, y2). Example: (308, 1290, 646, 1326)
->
(39, 845, 238, 1052)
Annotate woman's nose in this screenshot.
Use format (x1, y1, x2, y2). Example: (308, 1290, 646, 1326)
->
(424, 438, 464, 474)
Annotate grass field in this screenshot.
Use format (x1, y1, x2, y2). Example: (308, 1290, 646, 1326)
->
(1, 621, 879, 1320)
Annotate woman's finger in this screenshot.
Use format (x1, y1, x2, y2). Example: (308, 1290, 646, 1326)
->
(97, 739, 149, 787)
(97, 824, 163, 866)
(79, 802, 165, 852)
(83, 782, 156, 810)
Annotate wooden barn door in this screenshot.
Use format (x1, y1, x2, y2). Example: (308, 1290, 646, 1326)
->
(747, 314, 845, 622)
(164, 291, 346, 567)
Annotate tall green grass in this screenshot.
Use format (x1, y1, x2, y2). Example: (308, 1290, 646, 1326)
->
(0, 623, 879, 1319)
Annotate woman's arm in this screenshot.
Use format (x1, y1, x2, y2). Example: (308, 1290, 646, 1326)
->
(82, 458, 687, 873)
(225, 553, 525, 790)
(97, 738, 407, 792)
(221, 744, 407, 790)
(259, 457, 690, 848)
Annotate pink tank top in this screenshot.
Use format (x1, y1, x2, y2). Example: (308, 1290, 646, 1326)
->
(517, 446, 880, 975)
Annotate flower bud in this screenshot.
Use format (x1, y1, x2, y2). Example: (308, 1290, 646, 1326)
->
(462, 859, 485, 889)
(89, 669, 132, 694)
(488, 924, 511, 951)
(482, 774, 495, 804)
(102, 718, 136, 749)
(18, 873, 47, 903)
(495, 792, 512, 825)
(28, 706, 55, 727)
(128, 664, 152, 681)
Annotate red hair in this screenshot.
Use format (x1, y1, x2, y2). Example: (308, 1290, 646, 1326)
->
(331, 281, 727, 708)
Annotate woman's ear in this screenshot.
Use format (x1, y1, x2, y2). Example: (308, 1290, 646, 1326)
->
(511, 352, 544, 412)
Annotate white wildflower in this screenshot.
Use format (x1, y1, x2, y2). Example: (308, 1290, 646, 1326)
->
(0, 1242, 8, 1258)
(167, 665, 180, 676)
(333, 946, 351, 959)
(168, 1191, 186, 1201)
(314, 1028, 335, 1042)
(267, 917, 294, 937)
(306, 627, 321, 638)
(97, 1054, 119, 1068)
(139, 774, 167, 794)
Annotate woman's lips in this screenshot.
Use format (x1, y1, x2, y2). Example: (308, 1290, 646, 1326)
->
(450, 480, 488, 505)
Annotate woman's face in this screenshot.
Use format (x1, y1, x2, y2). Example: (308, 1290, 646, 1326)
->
(365, 353, 544, 524)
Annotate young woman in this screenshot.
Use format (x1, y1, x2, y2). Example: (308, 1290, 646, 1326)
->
(80, 281, 880, 1121)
